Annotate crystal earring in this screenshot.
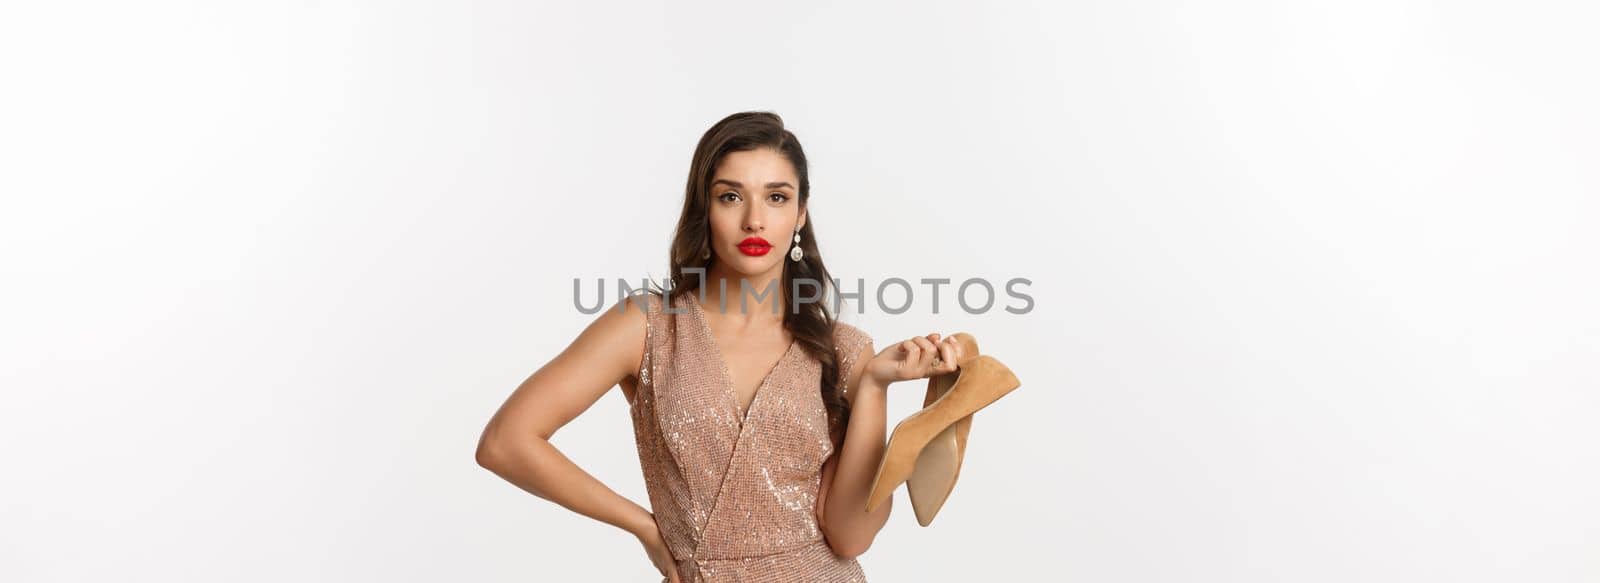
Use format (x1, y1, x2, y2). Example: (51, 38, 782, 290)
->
(789, 231, 804, 262)
(702, 245, 711, 260)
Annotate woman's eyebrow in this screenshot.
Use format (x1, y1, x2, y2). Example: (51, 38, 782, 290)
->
(711, 179, 794, 190)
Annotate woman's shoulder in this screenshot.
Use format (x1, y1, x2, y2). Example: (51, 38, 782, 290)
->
(618, 288, 666, 314)
(831, 318, 873, 354)
(829, 319, 875, 404)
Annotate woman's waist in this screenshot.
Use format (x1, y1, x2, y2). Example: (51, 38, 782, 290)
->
(678, 536, 834, 563)
(673, 538, 862, 581)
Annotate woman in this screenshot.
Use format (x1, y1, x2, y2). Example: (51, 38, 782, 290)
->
(475, 111, 964, 582)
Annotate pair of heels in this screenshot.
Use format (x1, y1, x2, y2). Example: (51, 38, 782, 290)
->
(864, 333, 1022, 526)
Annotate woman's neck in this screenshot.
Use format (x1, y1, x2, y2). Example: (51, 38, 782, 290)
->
(700, 261, 786, 321)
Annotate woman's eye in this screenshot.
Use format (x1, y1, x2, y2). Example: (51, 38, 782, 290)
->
(719, 192, 741, 203)
(768, 193, 790, 203)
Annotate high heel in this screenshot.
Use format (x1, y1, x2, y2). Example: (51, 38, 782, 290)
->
(865, 333, 1021, 525)
(904, 333, 981, 527)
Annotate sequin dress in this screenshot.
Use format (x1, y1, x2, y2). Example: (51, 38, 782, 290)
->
(627, 290, 874, 582)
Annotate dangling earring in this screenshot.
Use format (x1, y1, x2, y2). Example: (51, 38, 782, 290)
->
(789, 230, 804, 262)
(701, 244, 711, 260)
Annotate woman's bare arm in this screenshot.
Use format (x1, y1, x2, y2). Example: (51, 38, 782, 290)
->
(474, 295, 656, 538)
(815, 342, 893, 558)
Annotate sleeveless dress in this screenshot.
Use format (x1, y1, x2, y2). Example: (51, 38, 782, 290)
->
(626, 290, 875, 582)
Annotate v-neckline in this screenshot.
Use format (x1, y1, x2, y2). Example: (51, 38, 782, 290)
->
(685, 294, 799, 428)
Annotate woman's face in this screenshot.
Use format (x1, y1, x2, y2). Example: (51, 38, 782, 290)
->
(707, 147, 806, 278)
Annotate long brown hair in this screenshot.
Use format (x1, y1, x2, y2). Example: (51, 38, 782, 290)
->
(649, 111, 849, 445)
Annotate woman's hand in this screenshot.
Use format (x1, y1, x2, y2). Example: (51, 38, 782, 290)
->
(635, 516, 682, 583)
(864, 333, 964, 386)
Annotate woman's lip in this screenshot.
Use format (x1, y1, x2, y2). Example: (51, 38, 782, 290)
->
(737, 237, 772, 256)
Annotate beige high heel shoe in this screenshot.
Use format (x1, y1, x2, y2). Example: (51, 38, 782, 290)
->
(865, 333, 1022, 526)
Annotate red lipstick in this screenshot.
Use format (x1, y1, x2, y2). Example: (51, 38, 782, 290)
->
(737, 236, 773, 256)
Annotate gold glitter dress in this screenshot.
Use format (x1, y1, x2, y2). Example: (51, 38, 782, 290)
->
(628, 291, 873, 582)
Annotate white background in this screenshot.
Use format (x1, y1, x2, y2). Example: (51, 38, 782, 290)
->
(3, 1, 1596, 581)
